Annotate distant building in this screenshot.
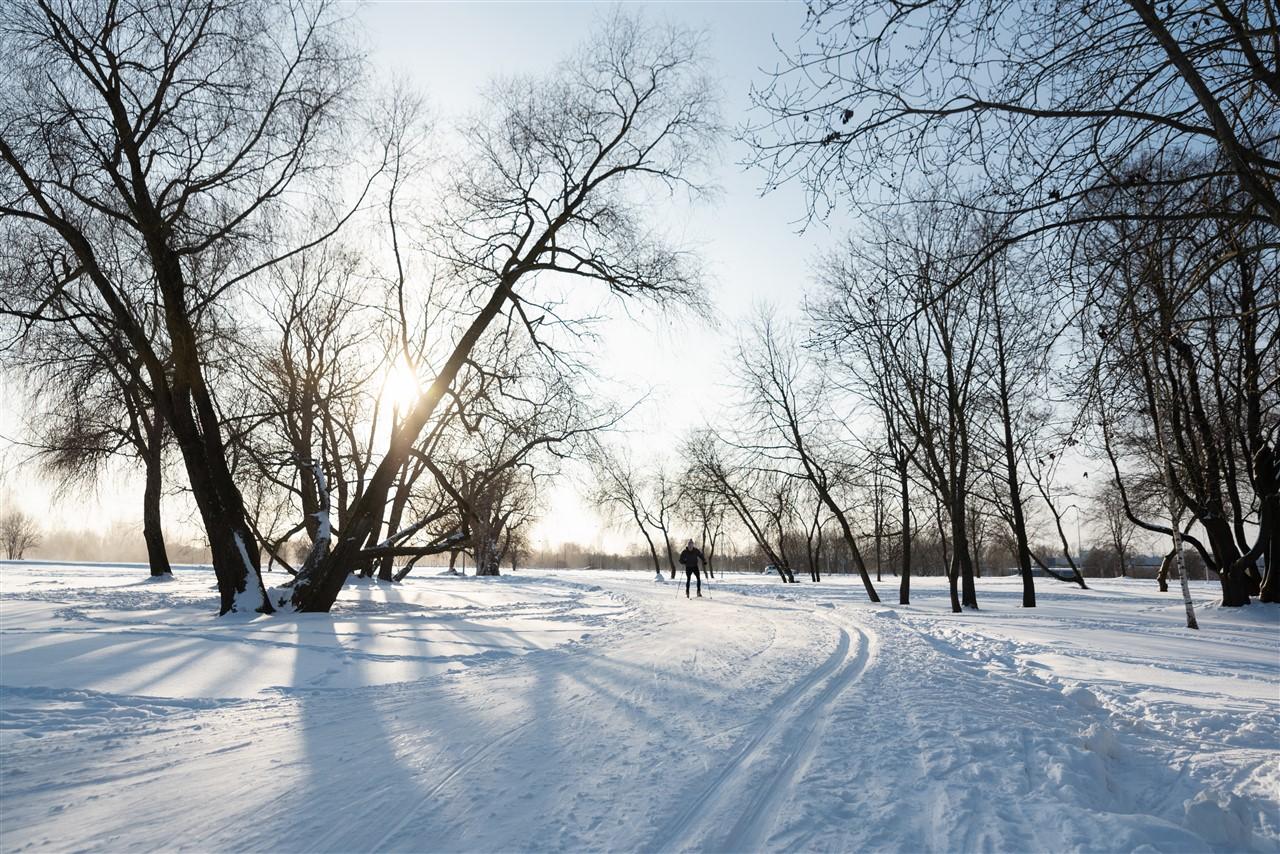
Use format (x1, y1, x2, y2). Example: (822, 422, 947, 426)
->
(1128, 555, 1163, 580)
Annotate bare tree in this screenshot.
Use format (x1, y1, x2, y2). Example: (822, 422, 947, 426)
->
(1095, 482, 1137, 577)
(1078, 176, 1277, 605)
(732, 308, 880, 600)
(682, 430, 798, 582)
(679, 475, 728, 578)
(226, 244, 394, 576)
(975, 248, 1052, 607)
(859, 449, 893, 583)
(1020, 427, 1091, 590)
(0, 508, 40, 559)
(426, 343, 602, 579)
(0, 0, 373, 613)
(6, 317, 173, 576)
(815, 204, 994, 611)
(287, 15, 719, 611)
(644, 465, 683, 579)
(799, 494, 828, 582)
(591, 446, 669, 581)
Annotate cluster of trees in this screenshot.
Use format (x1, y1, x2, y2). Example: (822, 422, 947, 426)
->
(0, 1, 718, 614)
(581, 0, 1273, 623)
(590, 446, 730, 579)
(604, 289, 1089, 609)
(730, 0, 1277, 616)
(2, 0, 1272, 625)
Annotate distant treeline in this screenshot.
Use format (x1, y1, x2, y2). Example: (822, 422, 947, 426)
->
(29, 524, 211, 566)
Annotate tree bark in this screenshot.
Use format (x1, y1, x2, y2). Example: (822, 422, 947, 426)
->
(898, 455, 911, 605)
(952, 495, 978, 610)
(142, 422, 171, 577)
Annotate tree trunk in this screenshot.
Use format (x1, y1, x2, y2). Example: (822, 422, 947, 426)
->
(1168, 511, 1200, 630)
(167, 391, 269, 614)
(874, 522, 882, 583)
(1253, 490, 1279, 602)
(377, 560, 396, 583)
(1203, 517, 1250, 606)
(142, 423, 172, 577)
(357, 523, 379, 579)
(952, 497, 978, 610)
(476, 531, 502, 576)
(639, 522, 664, 579)
(946, 552, 961, 613)
(813, 523, 823, 582)
(143, 218, 270, 614)
(898, 458, 911, 606)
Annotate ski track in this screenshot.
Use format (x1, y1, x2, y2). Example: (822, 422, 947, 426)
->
(1, 568, 1277, 853)
(717, 620, 871, 853)
(649, 618, 872, 853)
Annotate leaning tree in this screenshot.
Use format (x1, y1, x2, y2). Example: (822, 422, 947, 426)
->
(286, 16, 720, 611)
(731, 308, 880, 600)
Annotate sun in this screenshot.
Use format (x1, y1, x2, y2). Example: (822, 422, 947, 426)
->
(382, 359, 423, 413)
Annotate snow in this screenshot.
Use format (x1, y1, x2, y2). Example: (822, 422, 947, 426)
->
(0, 566, 622, 699)
(2, 564, 1277, 852)
(231, 532, 265, 613)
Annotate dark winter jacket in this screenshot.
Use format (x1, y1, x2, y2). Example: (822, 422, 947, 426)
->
(679, 546, 704, 570)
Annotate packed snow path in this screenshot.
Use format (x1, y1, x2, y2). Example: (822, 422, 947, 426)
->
(2, 566, 1277, 852)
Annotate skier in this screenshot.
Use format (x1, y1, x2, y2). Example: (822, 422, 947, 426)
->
(679, 539, 705, 598)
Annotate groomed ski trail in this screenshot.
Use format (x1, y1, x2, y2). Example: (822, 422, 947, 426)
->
(649, 617, 873, 852)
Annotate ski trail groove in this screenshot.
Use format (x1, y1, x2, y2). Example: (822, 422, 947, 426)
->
(718, 621, 871, 852)
(648, 615, 872, 853)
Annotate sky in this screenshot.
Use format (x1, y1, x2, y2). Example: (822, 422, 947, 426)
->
(350, 0, 845, 551)
(0, 1, 849, 555)
(0, 1, 1134, 561)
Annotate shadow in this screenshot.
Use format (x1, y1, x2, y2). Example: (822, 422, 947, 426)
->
(271, 615, 437, 853)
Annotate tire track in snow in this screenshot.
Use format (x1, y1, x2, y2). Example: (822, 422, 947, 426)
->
(647, 614, 872, 853)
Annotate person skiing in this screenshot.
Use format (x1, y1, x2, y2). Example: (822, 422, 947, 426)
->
(679, 539, 705, 598)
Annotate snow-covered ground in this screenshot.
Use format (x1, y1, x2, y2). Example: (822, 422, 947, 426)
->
(2, 564, 1276, 852)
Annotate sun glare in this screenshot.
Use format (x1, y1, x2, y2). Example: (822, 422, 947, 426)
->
(382, 360, 423, 413)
